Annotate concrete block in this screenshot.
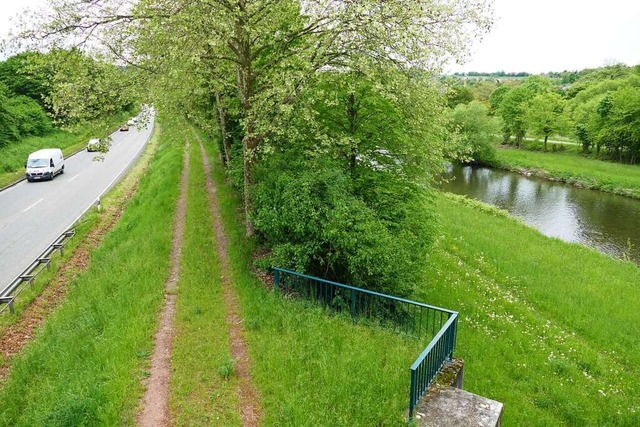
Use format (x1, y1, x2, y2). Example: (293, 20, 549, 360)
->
(414, 387, 503, 427)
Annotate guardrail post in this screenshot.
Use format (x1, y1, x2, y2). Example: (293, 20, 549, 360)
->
(53, 243, 64, 256)
(21, 275, 34, 289)
(39, 257, 51, 271)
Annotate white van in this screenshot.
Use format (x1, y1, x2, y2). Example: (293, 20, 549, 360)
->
(25, 148, 65, 182)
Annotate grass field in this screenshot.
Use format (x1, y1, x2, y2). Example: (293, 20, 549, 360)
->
(490, 146, 640, 199)
(0, 110, 135, 188)
(416, 193, 640, 426)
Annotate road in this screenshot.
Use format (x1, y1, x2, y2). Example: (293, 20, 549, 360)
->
(0, 113, 155, 294)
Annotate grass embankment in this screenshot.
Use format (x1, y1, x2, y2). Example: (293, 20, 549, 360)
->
(417, 193, 640, 426)
(0, 110, 134, 188)
(489, 146, 640, 199)
(197, 130, 426, 425)
(0, 120, 182, 426)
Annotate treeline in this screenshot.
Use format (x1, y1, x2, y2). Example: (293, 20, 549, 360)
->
(0, 50, 136, 148)
(453, 71, 531, 77)
(446, 64, 640, 164)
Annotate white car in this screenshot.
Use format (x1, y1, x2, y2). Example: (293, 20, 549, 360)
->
(25, 148, 65, 182)
(127, 119, 135, 126)
(87, 138, 101, 152)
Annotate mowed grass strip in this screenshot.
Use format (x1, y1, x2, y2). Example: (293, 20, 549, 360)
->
(0, 117, 183, 426)
(199, 131, 426, 426)
(416, 193, 640, 426)
(169, 128, 240, 425)
(491, 147, 640, 198)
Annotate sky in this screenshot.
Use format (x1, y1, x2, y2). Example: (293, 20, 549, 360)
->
(1, 0, 639, 73)
(448, 0, 640, 74)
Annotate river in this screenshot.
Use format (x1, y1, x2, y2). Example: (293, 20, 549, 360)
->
(440, 164, 640, 265)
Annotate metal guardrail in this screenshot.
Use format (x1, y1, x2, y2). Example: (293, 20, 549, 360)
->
(272, 267, 458, 420)
(409, 312, 458, 418)
(0, 229, 75, 314)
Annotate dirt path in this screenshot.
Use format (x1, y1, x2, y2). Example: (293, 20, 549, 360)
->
(197, 136, 263, 427)
(136, 144, 189, 426)
(0, 171, 141, 383)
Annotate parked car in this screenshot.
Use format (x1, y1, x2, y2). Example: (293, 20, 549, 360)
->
(87, 138, 102, 152)
(127, 119, 135, 126)
(25, 148, 65, 182)
(120, 123, 129, 131)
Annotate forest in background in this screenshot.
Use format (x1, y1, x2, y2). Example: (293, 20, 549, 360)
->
(445, 64, 640, 164)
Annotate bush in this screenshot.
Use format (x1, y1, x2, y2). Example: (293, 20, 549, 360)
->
(252, 153, 436, 297)
(5, 95, 52, 137)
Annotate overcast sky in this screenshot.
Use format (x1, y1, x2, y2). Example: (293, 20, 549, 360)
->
(449, 0, 640, 73)
(2, 0, 640, 73)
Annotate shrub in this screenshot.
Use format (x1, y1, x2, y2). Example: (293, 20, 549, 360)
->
(5, 95, 52, 137)
(252, 153, 436, 297)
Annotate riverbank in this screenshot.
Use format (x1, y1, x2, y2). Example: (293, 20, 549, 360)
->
(416, 192, 640, 425)
(487, 146, 640, 199)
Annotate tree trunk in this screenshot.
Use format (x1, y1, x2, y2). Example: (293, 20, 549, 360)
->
(242, 132, 258, 237)
(515, 132, 523, 148)
(234, 0, 257, 236)
(347, 92, 358, 175)
(215, 91, 231, 166)
(544, 135, 548, 152)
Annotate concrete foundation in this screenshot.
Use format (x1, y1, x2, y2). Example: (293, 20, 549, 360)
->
(414, 387, 503, 427)
(413, 359, 503, 427)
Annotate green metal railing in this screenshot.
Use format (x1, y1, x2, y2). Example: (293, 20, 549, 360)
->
(273, 267, 458, 420)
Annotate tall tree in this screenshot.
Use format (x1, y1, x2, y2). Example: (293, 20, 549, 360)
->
(525, 91, 569, 151)
(495, 76, 552, 147)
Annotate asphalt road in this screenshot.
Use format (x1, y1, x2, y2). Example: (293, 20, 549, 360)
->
(0, 113, 155, 294)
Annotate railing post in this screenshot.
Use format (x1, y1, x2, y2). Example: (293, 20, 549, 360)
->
(273, 268, 280, 294)
(350, 289, 356, 320)
(409, 368, 417, 420)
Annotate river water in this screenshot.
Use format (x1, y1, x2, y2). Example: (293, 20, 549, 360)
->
(440, 164, 640, 265)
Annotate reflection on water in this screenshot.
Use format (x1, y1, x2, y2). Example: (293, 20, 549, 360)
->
(441, 165, 640, 264)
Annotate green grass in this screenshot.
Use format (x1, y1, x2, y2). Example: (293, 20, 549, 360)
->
(0, 119, 182, 426)
(490, 146, 640, 199)
(416, 193, 640, 426)
(199, 130, 427, 426)
(169, 129, 240, 425)
(0, 110, 134, 188)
